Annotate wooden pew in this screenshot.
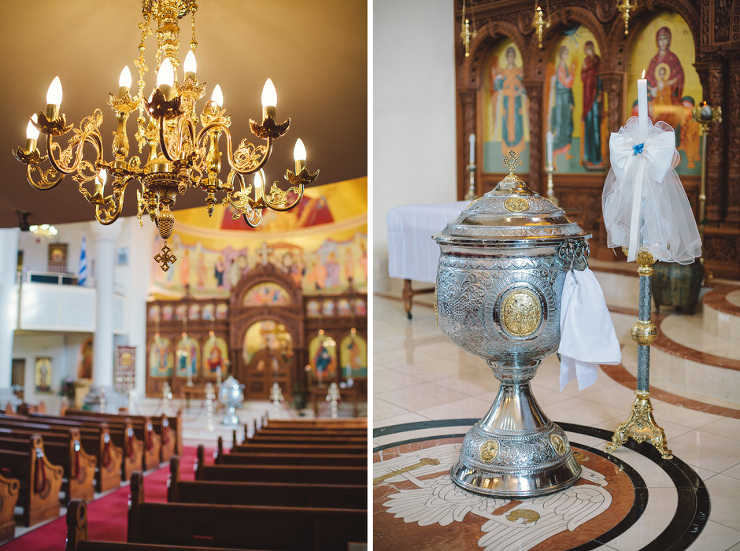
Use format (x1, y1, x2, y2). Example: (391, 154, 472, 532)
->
(169, 456, 366, 509)
(264, 418, 367, 430)
(226, 435, 366, 457)
(129, 472, 366, 551)
(60, 412, 160, 472)
(63, 409, 180, 463)
(0, 427, 96, 502)
(25, 413, 143, 482)
(0, 435, 63, 526)
(0, 472, 19, 543)
(244, 434, 366, 445)
(0, 415, 122, 493)
(196, 446, 366, 485)
(65, 499, 252, 551)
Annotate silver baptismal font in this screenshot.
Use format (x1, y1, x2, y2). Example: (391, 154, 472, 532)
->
(434, 151, 590, 497)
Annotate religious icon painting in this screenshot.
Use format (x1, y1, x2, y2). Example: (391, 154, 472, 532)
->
(337, 299, 351, 316)
(174, 304, 187, 321)
(482, 40, 530, 173)
(339, 333, 367, 378)
(202, 303, 215, 321)
(188, 303, 201, 320)
(627, 11, 702, 175)
(147, 305, 160, 322)
(34, 356, 52, 393)
(242, 282, 291, 306)
(544, 25, 607, 173)
(322, 299, 336, 317)
(215, 303, 229, 320)
(148, 335, 173, 378)
(308, 334, 338, 383)
(77, 337, 93, 380)
(306, 300, 321, 317)
(161, 305, 174, 321)
(47, 243, 68, 273)
(202, 335, 229, 378)
(175, 335, 200, 378)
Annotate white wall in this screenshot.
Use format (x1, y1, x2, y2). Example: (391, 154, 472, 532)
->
(12, 215, 154, 403)
(373, 0, 458, 292)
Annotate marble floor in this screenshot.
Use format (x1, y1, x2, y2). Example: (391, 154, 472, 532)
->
(373, 268, 740, 551)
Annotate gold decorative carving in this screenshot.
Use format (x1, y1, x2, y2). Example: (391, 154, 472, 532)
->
(373, 457, 441, 483)
(154, 242, 177, 272)
(501, 289, 542, 337)
(504, 197, 529, 212)
(606, 391, 673, 460)
(479, 439, 499, 463)
(506, 509, 540, 524)
(549, 434, 567, 456)
(503, 150, 521, 174)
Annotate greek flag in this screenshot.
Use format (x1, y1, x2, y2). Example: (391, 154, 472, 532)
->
(78, 235, 87, 286)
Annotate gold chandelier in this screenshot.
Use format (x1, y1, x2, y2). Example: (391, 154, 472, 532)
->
(13, 0, 318, 271)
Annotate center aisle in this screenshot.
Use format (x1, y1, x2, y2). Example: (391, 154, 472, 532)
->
(1, 446, 204, 550)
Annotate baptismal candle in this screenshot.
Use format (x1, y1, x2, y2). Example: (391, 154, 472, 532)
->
(546, 131, 553, 166)
(469, 134, 476, 164)
(638, 70, 648, 137)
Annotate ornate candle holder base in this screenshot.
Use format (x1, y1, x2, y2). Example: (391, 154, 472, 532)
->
(606, 390, 673, 460)
(450, 361, 581, 498)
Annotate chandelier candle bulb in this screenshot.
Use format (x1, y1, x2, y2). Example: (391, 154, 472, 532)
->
(211, 84, 223, 108)
(118, 66, 132, 96)
(183, 51, 197, 81)
(638, 70, 648, 138)
(96, 168, 107, 196)
(156, 58, 175, 100)
(254, 171, 264, 202)
(46, 76, 62, 120)
(261, 78, 277, 120)
(25, 115, 39, 154)
(294, 138, 306, 172)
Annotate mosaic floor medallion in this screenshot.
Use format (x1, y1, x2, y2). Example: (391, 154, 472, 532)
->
(373, 420, 709, 551)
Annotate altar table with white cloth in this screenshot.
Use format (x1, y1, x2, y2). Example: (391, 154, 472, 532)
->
(386, 201, 469, 317)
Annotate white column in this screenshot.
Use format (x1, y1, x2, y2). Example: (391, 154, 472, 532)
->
(86, 223, 121, 409)
(0, 228, 20, 408)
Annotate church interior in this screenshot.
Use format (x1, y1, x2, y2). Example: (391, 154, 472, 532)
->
(374, 1, 740, 550)
(2, 0, 740, 550)
(0, 1, 368, 550)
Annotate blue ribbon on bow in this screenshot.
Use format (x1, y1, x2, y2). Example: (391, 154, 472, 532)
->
(632, 142, 645, 156)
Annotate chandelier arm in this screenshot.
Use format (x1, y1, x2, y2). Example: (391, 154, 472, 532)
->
(45, 125, 104, 180)
(25, 162, 64, 191)
(158, 116, 177, 163)
(262, 181, 304, 212)
(94, 196, 123, 225)
(96, 175, 136, 224)
(197, 122, 273, 175)
(242, 207, 263, 228)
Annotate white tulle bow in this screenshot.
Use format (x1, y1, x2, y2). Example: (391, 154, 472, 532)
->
(602, 117, 701, 265)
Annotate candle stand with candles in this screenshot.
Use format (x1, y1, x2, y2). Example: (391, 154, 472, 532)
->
(602, 75, 701, 459)
(465, 133, 477, 201)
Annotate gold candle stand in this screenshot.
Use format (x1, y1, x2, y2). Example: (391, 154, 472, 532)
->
(464, 163, 476, 202)
(607, 250, 673, 459)
(546, 162, 558, 205)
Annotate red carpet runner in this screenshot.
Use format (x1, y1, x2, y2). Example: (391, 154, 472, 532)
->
(1, 446, 205, 550)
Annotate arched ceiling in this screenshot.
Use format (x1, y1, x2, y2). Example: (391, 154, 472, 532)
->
(0, 0, 367, 229)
